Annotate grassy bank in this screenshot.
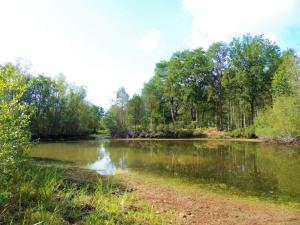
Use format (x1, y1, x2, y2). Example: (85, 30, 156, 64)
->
(0, 161, 168, 225)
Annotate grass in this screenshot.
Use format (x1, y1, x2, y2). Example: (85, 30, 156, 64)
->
(0, 161, 169, 225)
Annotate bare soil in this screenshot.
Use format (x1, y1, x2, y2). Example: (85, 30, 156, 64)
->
(118, 173, 300, 225)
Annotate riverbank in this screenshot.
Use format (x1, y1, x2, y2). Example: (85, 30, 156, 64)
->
(6, 158, 300, 225)
(5, 156, 299, 224)
(0, 162, 167, 225)
(112, 137, 262, 143)
(109, 127, 257, 139)
(117, 172, 300, 225)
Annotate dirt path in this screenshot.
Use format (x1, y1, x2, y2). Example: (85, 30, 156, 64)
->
(117, 174, 300, 225)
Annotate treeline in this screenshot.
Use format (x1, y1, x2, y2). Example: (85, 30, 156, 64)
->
(1, 63, 104, 139)
(105, 34, 300, 141)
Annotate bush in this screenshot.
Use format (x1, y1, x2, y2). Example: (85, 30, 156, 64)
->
(0, 64, 31, 187)
(255, 96, 300, 143)
(229, 126, 256, 138)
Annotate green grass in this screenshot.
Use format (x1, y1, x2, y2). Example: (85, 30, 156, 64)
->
(0, 162, 168, 225)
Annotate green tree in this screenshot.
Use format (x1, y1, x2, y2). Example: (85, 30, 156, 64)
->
(105, 87, 130, 137)
(142, 62, 168, 129)
(116, 87, 129, 109)
(230, 34, 280, 125)
(255, 50, 300, 142)
(23, 74, 103, 137)
(165, 53, 184, 125)
(272, 50, 300, 98)
(207, 42, 229, 130)
(127, 94, 145, 132)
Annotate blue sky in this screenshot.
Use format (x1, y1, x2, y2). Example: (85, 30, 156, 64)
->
(0, 0, 299, 108)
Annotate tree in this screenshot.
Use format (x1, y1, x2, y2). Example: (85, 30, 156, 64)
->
(142, 62, 168, 129)
(272, 50, 300, 98)
(23, 74, 103, 137)
(105, 87, 130, 137)
(255, 49, 300, 143)
(127, 94, 145, 131)
(230, 34, 280, 125)
(116, 87, 129, 109)
(207, 42, 229, 130)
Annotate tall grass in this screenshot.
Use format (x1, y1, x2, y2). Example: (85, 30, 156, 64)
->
(0, 162, 166, 225)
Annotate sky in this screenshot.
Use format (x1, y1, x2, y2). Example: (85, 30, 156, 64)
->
(0, 0, 299, 109)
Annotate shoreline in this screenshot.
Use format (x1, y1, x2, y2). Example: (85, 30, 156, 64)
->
(33, 135, 300, 146)
(110, 137, 263, 143)
(117, 171, 300, 224)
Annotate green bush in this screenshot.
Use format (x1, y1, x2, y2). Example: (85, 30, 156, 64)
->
(0, 64, 31, 187)
(255, 96, 300, 143)
(229, 126, 256, 138)
(229, 128, 244, 138)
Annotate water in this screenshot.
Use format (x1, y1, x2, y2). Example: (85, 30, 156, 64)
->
(31, 140, 300, 202)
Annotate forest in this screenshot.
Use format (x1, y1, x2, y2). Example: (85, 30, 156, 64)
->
(105, 34, 300, 143)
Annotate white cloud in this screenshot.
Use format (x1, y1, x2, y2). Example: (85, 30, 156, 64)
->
(140, 29, 160, 53)
(182, 0, 298, 49)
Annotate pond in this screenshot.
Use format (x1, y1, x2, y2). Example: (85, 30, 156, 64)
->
(31, 140, 300, 203)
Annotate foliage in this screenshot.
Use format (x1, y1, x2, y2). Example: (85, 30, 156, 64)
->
(105, 34, 295, 139)
(272, 50, 300, 98)
(207, 42, 229, 130)
(105, 87, 130, 137)
(229, 126, 256, 138)
(104, 104, 129, 137)
(127, 94, 145, 131)
(0, 63, 31, 187)
(23, 74, 104, 138)
(255, 97, 300, 143)
(229, 34, 280, 125)
(255, 50, 300, 143)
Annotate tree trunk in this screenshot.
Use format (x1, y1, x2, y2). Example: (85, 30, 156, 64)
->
(250, 100, 255, 125)
(169, 97, 176, 125)
(242, 112, 246, 128)
(219, 103, 224, 130)
(195, 110, 199, 128)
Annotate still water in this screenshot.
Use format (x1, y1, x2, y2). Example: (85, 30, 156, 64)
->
(31, 140, 300, 202)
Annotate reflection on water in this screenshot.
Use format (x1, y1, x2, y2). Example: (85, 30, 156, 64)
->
(31, 140, 300, 202)
(89, 144, 116, 175)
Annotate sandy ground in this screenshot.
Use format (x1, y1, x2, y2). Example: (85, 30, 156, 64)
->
(118, 174, 300, 225)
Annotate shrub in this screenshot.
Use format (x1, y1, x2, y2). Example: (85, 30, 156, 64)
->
(229, 126, 256, 138)
(0, 64, 31, 187)
(255, 96, 300, 143)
